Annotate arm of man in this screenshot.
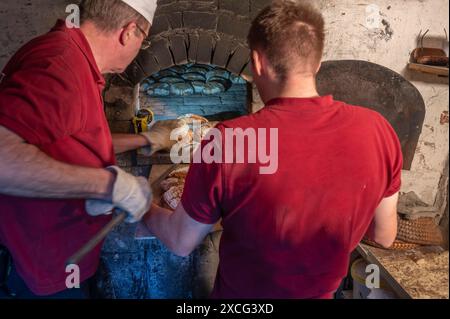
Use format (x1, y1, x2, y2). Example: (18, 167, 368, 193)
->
(364, 114, 403, 248)
(144, 203, 214, 257)
(366, 192, 399, 248)
(0, 59, 116, 200)
(111, 120, 185, 155)
(0, 125, 114, 199)
(0, 59, 152, 222)
(112, 133, 148, 154)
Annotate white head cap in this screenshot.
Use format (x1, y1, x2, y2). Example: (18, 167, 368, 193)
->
(121, 0, 158, 25)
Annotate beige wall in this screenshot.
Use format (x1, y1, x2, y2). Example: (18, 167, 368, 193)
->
(1, 0, 449, 209)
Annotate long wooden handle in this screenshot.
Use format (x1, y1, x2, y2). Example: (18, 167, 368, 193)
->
(66, 211, 127, 266)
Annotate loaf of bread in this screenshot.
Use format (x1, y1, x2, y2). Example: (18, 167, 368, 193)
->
(168, 166, 190, 179)
(177, 115, 218, 144)
(160, 177, 182, 192)
(178, 114, 209, 125)
(162, 185, 184, 210)
(160, 166, 190, 210)
(160, 115, 219, 210)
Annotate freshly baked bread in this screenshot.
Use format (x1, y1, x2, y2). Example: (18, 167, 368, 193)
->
(160, 165, 190, 210)
(160, 177, 182, 192)
(178, 114, 209, 125)
(159, 117, 217, 210)
(175, 115, 220, 149)
(163, 185, 184, 210)
(168, 166, 190, 179)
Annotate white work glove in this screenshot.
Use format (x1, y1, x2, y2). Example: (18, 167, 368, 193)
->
(140, 119, 187, 156)
(85, 166, 153, 223)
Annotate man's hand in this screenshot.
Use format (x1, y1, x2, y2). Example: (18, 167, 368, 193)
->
(86, 166, 153, 223)
(140, 119, 186, 156)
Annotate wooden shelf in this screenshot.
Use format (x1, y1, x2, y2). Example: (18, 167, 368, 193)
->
(408, 63, 449, 76)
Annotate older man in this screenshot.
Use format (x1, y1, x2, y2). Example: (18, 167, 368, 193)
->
(144, 1, 401, 299)
(0, 0, 176, 298)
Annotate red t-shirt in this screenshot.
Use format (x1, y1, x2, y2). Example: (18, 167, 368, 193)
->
(181, 96, 402, 299)
(0, 21, 115, 295)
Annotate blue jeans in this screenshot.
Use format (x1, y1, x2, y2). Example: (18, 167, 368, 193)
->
(0, 263, 90, 299)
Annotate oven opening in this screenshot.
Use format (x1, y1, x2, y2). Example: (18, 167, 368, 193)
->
(139, 63, 250, 123)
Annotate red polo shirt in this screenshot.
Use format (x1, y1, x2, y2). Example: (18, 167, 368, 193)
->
(0, 21, 115, 295)
(181, 96, 402, 299)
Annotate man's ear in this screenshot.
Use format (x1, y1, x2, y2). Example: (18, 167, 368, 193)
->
(251, 50, 263, 77)
(252, 49, 277, 80)
(119, 22, 135, 46)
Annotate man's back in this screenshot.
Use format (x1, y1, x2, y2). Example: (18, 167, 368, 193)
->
(181, 96, 402, 299)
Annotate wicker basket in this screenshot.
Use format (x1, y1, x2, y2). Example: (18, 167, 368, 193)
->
(397, 217, 444, 246)
(362, 238, 421, 251)
(363, 216, 444, 250)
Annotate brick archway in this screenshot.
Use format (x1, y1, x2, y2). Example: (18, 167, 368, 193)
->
(122, 0, 271, 85)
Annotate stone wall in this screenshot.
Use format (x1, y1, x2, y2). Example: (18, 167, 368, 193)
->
(0, 0, 73, 68)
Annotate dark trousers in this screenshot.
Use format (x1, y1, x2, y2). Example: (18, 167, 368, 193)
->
(0, 262, 90, 300)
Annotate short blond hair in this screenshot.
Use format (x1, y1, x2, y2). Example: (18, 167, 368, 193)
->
(80, 0, 148, 33)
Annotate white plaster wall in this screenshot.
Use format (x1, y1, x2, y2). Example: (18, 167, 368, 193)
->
(317, 0, 449, 206)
